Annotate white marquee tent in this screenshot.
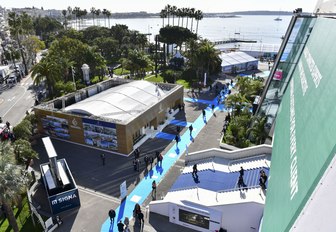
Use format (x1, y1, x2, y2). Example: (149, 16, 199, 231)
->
(220, 51, 258, 74)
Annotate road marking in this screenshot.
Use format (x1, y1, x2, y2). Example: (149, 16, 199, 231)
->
(77, 185, 121, 204)
(3, 86, 27, 117)
(7, 96, 16, 102)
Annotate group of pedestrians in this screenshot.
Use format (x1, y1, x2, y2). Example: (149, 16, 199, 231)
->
(109, 209, 130, 232)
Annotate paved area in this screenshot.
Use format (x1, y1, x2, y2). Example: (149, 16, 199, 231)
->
(30, 77, 232, 232)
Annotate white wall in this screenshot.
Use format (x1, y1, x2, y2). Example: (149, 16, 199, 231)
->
(185, 144, 272, 163)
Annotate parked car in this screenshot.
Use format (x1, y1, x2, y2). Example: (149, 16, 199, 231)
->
(6, 73, 17, 85)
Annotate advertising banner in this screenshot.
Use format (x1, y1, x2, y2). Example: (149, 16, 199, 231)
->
(273, 70, 283, 80)
(49, 189, 80, 215)
(262, 18, 336, 232)
(82, 118, 118, 150)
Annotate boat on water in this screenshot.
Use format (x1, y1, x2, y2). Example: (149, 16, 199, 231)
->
(274, 17, 282, 21)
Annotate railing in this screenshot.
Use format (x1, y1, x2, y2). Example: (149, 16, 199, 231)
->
(227, 154, 267, 171)
(185, 145, 272, 163)
(169, 186, 198, 192)
(215, 185, 261, 201)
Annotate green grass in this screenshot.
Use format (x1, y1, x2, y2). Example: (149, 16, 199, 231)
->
(176, 79, 192, 89)
(113, 68, 130, 75)
(145, 74, 163, 83)
(0, 196, 44, 232)
(91, 75, 109, 84)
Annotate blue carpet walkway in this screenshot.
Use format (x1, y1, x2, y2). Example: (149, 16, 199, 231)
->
(101, 86, 233, 232)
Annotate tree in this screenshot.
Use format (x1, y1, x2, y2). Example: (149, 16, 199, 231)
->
(195, 10, 203, 35)
(21, 35, 45, 66)
(0, 141, 30, 232)
(160, 9, 167, 28)
(13, 118, 33, 141)
(106, 10, 112, 28)
(8, 11, 33, 75)
(247, 116, 268, 145)
(62, 9, 67, 29)
(189, 8, 195, 32)
(13, 139, 38, 166)
(31, 58, 60, 97)
(102, 9, 107, 27)
(95, 9, 101, 26)
(90, 7, 96, 26)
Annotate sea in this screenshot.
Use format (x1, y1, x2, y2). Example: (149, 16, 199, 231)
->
(73, 15, 291, 45)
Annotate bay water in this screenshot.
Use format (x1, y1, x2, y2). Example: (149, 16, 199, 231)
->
(75, 15, 291, 45)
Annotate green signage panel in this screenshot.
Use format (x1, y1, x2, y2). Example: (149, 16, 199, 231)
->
(262, 18, 336, 232)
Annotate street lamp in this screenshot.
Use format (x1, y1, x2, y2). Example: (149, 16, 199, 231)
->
(81, 64, 90, 85)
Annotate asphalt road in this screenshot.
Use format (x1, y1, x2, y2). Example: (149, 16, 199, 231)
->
(0, 75, 36, 126)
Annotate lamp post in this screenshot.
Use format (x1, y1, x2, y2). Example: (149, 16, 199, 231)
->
(81, 64, 90, 85)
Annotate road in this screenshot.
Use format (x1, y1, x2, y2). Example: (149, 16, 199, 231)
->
(0, 75, 36, 126)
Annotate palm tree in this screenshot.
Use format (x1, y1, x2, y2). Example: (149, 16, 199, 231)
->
(31, 58, 60, 97)
(90, 7, 96, 26)
(102, 9, 107, 27)
(7, 12, 33, 75)
(67, 6, 72, 28)
(181, 8, 188, 28)
(95, 9, 101, 26)
(62, 9, 67, 29)
(189, 8, 196, 32)
(72, 7, 80, 30)
(195, 10, 203, 35)
(165, 4, 171, 26)
(236, 76, 250, 94)
(0, 142, 30, 232)
(176, 8, 182, 27)
(160, 9, 167, 28)
(171, 6, 177, 26)
(106, 10, 112, 28)
(247, 116, 268, 144)
(186, 8, 191, 29)
(199, 39, 221, 77)
(225, 93, 250, 117)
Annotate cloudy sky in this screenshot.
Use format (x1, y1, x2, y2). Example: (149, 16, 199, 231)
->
(1, 0, 318, 13)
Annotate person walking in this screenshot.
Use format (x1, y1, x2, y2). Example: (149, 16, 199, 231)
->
(144, 154, 149, 167)
(124, 217, 130, 232)
(158, 153, 163, 166)
(117, 220, 124, 232)
(150, 156, 154, 170)
(237, 175, 247, 191)
(175, 134, 179, 146)
(189, 124, 193, 136)
(202, 109, 206, 120)
(101, 154, 106, 166)
(192, 164, 198, 179)
(138, 211, 144, 227)
(152, 180, 157, 199)
(108, 209, 116, 224)
(239, 166, 244, 177)
(155, 151, 160, 164)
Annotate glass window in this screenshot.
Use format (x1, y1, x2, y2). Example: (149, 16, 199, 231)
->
(179, 209, 210, 229)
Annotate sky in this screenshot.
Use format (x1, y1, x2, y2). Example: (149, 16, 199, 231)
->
(0, 0, 318, 13)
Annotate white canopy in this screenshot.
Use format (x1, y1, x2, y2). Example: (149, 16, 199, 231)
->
(65, 80, 165, 124)
(220, 51, 258, 67)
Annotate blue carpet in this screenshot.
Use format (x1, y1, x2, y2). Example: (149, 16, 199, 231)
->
(101, 85, 236, 232)
(169, 119, 189, 127)
(155, 132, 176, 140)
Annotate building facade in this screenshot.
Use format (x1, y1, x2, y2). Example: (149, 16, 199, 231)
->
(34, 79, 183, 155)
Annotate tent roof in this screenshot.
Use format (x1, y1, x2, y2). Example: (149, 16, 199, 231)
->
(220, 51, 258, 67)
(64, 80, 166, 124)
